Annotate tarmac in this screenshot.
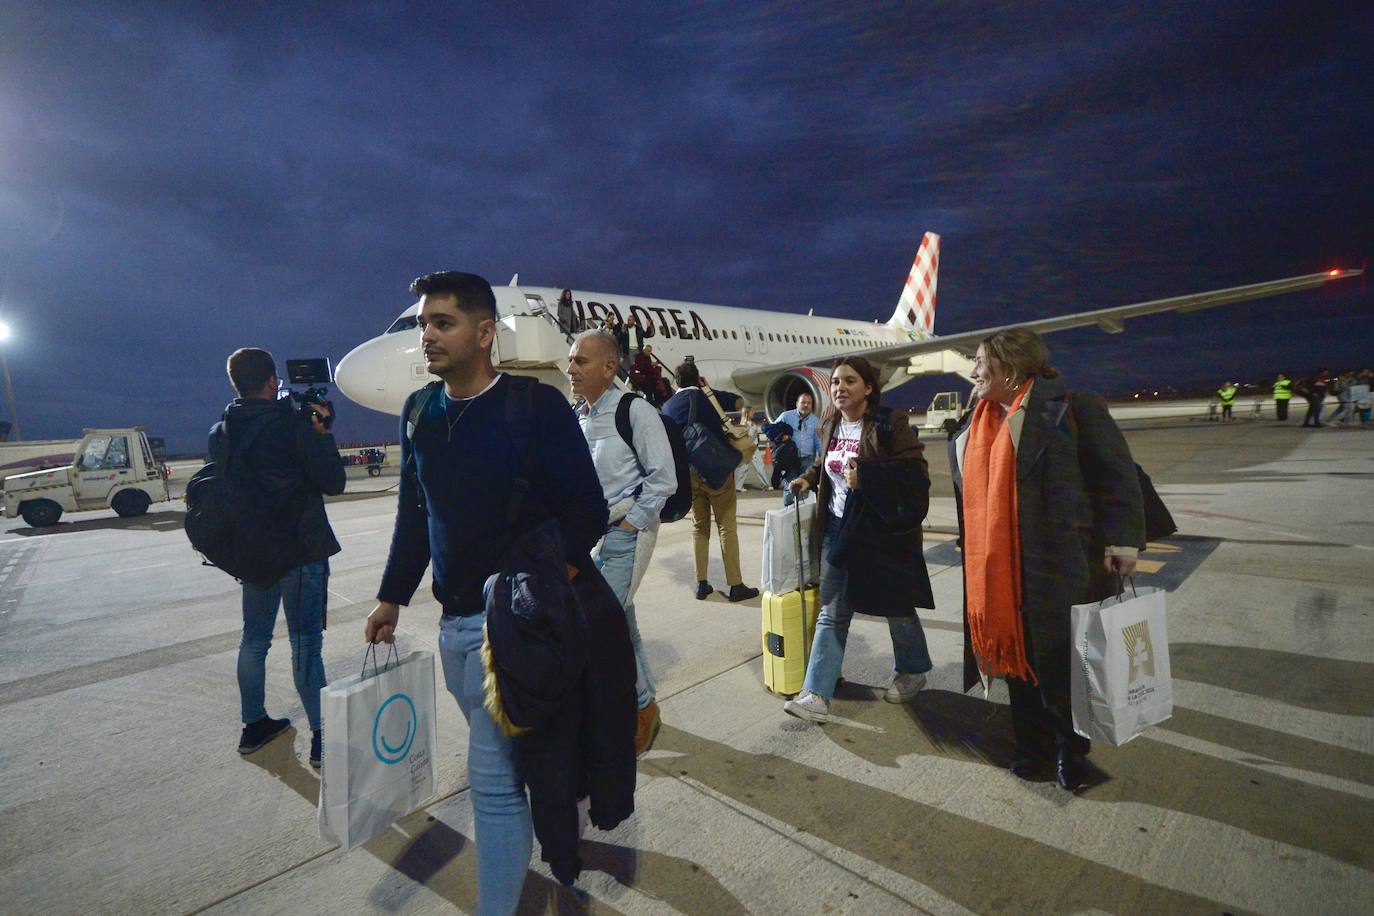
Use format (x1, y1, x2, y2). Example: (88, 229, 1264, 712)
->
(1, 417, 1371, 915)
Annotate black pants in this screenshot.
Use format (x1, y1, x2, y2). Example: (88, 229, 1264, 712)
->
(1007, 676, 1089, 759)
(1275, 399, 1289, 421)
(1220, 403, 1232, 421)
(1303, 400, 1323, 426)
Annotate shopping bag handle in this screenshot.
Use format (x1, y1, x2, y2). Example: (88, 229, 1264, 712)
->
(1111, 574, 1138, 603)
(361, 641, 400, 680)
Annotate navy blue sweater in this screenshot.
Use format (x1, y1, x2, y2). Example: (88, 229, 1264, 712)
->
(377, 375, 608, 615)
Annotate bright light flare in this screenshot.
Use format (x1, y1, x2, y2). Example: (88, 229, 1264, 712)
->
(1328, 268, 1342, 277)
(0, 321, 10, 342)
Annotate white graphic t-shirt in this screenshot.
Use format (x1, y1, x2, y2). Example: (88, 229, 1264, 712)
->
(824, 418, 863, 517)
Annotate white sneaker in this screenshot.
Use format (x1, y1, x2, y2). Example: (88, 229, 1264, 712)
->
(884, 672, 927, 703)
(782, 691, 831, 722)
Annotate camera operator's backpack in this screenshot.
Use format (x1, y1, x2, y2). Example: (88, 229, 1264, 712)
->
(184, 415, 297, 588)
(614, 392, 693, 523)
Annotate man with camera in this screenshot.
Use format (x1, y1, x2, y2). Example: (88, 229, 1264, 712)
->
(220, 347, 345, 768)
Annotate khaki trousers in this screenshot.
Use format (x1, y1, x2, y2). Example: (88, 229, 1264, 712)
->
(690, 469, 743, 585)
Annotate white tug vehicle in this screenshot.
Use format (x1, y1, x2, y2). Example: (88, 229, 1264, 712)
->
(3, 428, 170, 527)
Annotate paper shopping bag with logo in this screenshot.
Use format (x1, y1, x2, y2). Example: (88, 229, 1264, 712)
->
(317, 649, 439, 850)
(1070, 585, 1172, 746)
(760, 494, 816, 594)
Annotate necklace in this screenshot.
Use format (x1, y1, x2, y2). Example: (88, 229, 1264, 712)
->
(443, 391, 475, 442)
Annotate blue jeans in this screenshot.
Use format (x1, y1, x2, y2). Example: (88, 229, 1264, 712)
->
(802, 532, 933, 699)
(439, 612, 533, 915)
(238, 560, 328, 731)
(594, 523, 658, 708)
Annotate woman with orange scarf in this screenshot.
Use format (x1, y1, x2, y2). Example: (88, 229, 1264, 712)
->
(951, 329, 1144, 790)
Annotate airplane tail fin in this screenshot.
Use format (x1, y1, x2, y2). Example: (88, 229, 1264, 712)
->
(887, 232, 940, 335)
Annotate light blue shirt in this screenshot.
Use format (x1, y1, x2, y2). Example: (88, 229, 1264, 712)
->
(577, 387, 676, 531)
(777, 408, 822, 463)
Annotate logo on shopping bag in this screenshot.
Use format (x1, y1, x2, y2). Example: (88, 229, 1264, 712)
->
(373, 692, 417, 764)
(1122, 620, 1155, 683)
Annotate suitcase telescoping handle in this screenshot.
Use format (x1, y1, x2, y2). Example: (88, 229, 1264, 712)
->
(793, 492, 813, 659)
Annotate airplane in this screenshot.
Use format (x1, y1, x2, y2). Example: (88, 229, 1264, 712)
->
(333, 232, 1362, 419)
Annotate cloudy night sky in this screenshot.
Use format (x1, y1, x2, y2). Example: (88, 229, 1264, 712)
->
(1, 1, 1369, 453)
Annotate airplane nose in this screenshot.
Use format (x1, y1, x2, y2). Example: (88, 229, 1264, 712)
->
(335, 340, 390, 413)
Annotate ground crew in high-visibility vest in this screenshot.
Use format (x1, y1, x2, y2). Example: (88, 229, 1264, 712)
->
(1273, 373, 1293, 422)
(1217, 381, 1238, 423)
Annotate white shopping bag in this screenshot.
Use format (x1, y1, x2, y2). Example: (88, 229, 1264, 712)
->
(318, 649, 439, 850)
(761, 494, 815, 594)
(1070, 584, 1172, 746)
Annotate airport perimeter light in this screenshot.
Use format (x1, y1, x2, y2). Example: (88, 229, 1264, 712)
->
(0, 321, 20, 440)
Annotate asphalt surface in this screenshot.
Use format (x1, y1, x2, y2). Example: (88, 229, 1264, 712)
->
(1, 419, 1370, 914)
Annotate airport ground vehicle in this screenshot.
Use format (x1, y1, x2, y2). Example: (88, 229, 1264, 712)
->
(3, 428, 171, 527)
(919, 391, 965, 432)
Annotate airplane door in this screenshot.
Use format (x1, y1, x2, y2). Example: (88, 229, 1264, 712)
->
(756, 326, 768, 355)
(742, 326, 755, 354)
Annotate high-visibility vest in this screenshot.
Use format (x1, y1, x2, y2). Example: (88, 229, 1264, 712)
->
(1274, 378, 1293, 400)
(1217, 385, 1237, 404)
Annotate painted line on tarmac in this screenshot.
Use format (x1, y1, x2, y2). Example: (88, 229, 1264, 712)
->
(113, 562, 172, 575)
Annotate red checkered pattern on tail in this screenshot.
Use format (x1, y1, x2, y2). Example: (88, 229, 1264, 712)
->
(890, 232, 940, 335)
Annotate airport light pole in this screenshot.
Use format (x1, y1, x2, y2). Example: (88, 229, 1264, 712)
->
(0, 322, 19, 441)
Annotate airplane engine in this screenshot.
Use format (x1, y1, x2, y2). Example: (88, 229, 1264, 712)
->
(762, 367, 831, 420)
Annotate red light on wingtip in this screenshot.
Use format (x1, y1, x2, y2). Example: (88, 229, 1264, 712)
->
(1328, 269, 1341, 277)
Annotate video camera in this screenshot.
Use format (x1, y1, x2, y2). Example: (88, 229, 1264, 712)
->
(283, 358, 336, 430)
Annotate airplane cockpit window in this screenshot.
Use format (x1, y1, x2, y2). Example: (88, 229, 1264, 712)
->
(79, 435, 131, 471)
(386, 315, 419, 334)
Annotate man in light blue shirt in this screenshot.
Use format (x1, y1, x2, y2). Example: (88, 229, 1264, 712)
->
(568, 330, 676, 755)
(778, 392, 822, 470)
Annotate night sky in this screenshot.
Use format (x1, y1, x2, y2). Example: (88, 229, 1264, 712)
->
(1, 2, 1369, 454)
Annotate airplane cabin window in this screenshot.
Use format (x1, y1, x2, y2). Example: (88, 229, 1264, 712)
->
(386, 315, 419, 334)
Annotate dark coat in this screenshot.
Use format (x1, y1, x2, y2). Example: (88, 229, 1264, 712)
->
(484, 521, 637, 886)
(798, 408, 934, 616)
(213, 397, 345, 568)
(949, 376, 1145, 715)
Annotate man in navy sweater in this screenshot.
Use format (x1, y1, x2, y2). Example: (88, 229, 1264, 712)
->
(365, 271, 606, 914)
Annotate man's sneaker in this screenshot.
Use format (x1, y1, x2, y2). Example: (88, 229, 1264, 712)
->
(310, 730, 323, 769)
(238, 716, 290, 755)
(634, 701, 662, 756)
(695, 581, 714, 600)
(782, 691, 831, 723)
(884, 672, 927, 704)
(727, 583, 760, 602)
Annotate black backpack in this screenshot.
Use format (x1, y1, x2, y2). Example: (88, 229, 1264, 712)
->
(184, 415, 298, 588)
(614, 392, 693, 523)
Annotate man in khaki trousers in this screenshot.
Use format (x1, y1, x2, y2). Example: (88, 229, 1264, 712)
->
(662, 362, 761, 603)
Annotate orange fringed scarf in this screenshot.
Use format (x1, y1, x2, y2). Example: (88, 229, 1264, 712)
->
(963, 387, 1037, 684)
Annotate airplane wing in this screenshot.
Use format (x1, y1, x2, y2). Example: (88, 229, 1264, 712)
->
(730, 269, 1362, 393)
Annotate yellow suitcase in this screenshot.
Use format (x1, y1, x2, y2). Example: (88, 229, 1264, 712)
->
(761, 586, 819, 697)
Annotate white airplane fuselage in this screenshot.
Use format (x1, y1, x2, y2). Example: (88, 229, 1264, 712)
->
(334, 283, 929, 417)
(331, 232, 1359, 421)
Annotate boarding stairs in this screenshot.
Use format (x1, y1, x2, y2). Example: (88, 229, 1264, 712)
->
(491, 288, 677, 399)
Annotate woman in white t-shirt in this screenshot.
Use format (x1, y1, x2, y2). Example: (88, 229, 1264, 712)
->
(782, 357, 935, 723)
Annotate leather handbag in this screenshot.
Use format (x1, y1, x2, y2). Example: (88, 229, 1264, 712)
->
(704, 388, 757, 464)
